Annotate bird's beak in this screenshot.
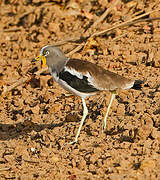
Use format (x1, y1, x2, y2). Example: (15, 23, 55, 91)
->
(35, 55, 46, 68)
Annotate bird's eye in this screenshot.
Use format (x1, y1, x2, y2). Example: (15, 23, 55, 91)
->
(44, 50, 49, 56)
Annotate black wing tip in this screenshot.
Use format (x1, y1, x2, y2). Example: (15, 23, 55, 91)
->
(132, 80, 144, 90)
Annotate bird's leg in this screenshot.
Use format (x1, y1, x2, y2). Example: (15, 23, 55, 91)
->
(68, 98, 88, 144)
(102, 91, 116, 131)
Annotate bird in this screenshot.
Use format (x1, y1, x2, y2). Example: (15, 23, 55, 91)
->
(35, 45, 143, 144)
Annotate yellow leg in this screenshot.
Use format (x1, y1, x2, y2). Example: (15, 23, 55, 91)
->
(102, 92, 116, 131)
(68, 98, 88, 144)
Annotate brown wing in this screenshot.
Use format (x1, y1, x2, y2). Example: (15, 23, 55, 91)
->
(66, 59, 134, 91)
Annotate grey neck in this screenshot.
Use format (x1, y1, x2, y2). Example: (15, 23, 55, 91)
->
(48, 58, 69, 74)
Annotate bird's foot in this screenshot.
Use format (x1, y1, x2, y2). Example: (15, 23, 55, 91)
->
(102, 121, 106, 133)
(64, 93, 73, 97)
(64, 139, 78, 145)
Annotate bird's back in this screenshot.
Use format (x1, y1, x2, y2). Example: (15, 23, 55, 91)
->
(66, 59, 134, 92)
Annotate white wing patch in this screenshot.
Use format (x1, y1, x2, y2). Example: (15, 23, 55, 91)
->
(49, 66, 99, 98)
(64, 67, 83, 79)
(64, 66, 98, 88)
(64, 66, 102, 91)
(85, 72, 96, 87)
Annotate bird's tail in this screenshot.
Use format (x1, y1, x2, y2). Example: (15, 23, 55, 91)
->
(131, 80, 144, 90)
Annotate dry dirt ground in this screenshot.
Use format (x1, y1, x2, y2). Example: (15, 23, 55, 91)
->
(0, 0, 160, 179)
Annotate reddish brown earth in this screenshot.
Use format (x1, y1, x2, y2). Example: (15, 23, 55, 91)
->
(0, 0, 160, 179)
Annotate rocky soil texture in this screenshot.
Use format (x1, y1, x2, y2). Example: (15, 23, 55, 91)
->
(0, 0, 160, 179)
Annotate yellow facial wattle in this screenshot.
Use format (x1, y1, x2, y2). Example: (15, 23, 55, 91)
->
(35, 55, 46, 68)
(41, 55, 46, 67)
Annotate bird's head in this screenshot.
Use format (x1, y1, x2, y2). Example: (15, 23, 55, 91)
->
(35, 45, 67, 69)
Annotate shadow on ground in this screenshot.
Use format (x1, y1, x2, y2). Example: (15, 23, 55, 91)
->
(0, 120, 64, 141)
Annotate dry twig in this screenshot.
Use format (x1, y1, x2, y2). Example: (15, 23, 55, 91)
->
(91, 0, 120, 29)
(2, 76, 30, 96)
(69, 0, 120, 54)
(0, 167, 11, 171)
(91, 8, 160, 37)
